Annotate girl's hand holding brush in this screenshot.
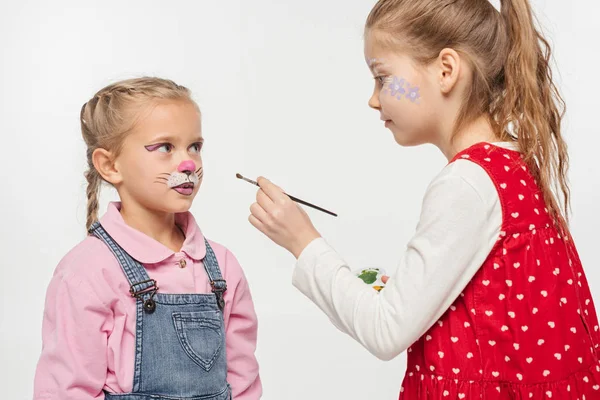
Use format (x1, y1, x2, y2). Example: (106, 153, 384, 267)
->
(248, 176, 322, 259)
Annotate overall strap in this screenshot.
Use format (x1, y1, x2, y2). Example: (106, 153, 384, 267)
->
(88, 221, 159, 313)
(203, 239, 227, 311)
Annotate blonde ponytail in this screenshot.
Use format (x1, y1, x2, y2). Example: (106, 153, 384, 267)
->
(499, 0, 569, 229)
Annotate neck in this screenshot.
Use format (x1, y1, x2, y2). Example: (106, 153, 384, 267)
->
(436, 115, 501, 161)
(119, 200, 185, 253)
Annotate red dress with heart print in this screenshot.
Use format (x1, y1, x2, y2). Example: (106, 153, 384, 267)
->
(399, 143, 600, 399)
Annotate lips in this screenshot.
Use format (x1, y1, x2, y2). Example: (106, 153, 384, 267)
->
(173, 182, 194, 196)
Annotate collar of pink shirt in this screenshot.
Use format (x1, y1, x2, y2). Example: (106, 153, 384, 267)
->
(99, 202, 207, 264)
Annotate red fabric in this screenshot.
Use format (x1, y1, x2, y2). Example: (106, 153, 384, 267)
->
(400, 143, 600, 399)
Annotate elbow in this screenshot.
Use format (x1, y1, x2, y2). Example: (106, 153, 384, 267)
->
(360, 318, 417, 361)
(365, 339, 410, 361)
(356, 308, 418, 361)
(369, 345, 402, 361)
(372, 349, 398, 361)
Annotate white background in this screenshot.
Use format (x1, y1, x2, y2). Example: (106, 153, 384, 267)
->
(1, 0, 599, 398)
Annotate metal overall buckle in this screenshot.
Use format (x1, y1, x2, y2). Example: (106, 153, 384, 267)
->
(130, 279, 159, 313)
(210, 279, 227, 311)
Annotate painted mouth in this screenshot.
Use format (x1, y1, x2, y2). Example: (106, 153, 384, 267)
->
(173, 182, 194, 196)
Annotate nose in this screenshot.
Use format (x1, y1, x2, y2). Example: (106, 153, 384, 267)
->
(368, 89, 381, 110)
(177, 160, 196, 174)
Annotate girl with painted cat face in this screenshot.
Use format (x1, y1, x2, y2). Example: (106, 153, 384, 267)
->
(34, 77, 262, 400)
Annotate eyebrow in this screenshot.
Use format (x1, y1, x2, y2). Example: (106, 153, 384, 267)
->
(368, 59, 385, 73)
(148, 135, 204, 144)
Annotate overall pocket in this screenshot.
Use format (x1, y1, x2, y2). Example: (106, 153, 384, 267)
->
(172, 311, 224, 372)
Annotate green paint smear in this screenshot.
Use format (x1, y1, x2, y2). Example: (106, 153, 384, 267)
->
(358, 270, 378, 285)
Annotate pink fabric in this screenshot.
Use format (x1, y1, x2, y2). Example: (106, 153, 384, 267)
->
(34, 202, 261, 400)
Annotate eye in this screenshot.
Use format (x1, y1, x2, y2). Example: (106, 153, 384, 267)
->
(144, 143, 173, 153)
(157, 144, 173, 153)
(375, 76, 388, 86)
(189, 142, 203, 154)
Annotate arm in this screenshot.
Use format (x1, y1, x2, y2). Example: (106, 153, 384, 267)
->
(33, 273, 112, 400)
(291, 169, 500, 360)
(223, 250, 262, 399)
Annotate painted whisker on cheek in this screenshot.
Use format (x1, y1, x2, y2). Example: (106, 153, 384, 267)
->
(164, 169, 200, 188)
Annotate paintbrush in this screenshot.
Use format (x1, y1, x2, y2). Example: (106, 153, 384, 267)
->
(236, 173, 338, 217)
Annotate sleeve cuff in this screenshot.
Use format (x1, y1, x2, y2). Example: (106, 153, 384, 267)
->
(295, 237, 334, 269)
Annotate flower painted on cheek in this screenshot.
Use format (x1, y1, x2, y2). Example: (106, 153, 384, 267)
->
(388, 76, 406, 99)
(405, 84, 421, 103)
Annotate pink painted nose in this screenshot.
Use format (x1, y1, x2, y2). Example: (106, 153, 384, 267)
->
(177, 160, 196, 173)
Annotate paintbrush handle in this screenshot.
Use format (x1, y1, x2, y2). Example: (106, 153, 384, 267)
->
(237, 173, 337, 217)
(287, 194, 338, 217)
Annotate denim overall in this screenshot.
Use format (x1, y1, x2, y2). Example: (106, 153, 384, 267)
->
(89, 222, 231, 400)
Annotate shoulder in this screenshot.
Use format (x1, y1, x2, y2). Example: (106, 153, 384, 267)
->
(416, 159, 502, 239)
(205, 238, 247, 284)
(428, 159, 498, 205)
(49, 235, 125, 304)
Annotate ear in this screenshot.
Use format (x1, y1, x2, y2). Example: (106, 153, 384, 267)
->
(438, 48, 461, 95)
(92, 148, 122, 185)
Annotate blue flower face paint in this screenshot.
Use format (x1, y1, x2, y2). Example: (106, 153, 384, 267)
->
(388, 76, 406, 98)
(384, 76, 421, 104)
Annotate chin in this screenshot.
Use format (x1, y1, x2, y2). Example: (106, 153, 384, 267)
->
(151, 193, 197, 214)
(391, 132, 425, 147)
(168, 196, 196, 213)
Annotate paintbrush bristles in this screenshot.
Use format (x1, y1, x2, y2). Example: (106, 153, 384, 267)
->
(236, 173, 258, 186)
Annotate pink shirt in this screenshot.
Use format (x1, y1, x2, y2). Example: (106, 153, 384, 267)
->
(34, 202, 262, 399)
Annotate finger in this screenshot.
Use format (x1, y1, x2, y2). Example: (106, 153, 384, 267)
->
(256, 189, 277, 214)
(250, 202, 270, 225)
(257, 176, 288, 203)
(248, 214, 266, 233)
(381, 276, 390, 284)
